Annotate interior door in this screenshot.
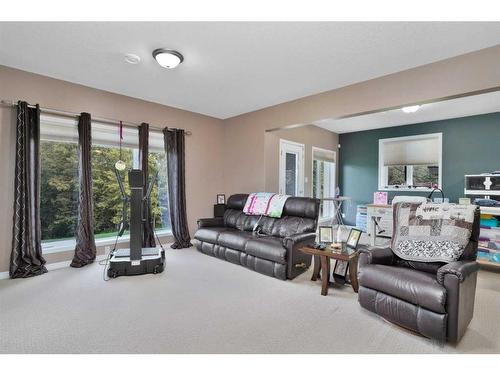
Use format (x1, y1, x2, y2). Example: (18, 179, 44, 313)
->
(279, 139, 305, 196)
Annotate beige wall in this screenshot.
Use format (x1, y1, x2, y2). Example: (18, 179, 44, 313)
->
(0, 65, 225, 273)
(3, 44, 500, 273)
(223, 45, 500, 195)
(264, 125, 338, 197)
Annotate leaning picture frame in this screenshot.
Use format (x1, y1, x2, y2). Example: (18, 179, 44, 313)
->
(346, 228, 362, 249)
(217, 194, 226, 204)
(318, 226, 333, 244)
(333, 260, 349, 284)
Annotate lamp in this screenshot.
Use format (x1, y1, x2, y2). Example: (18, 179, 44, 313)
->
(402, 105, 421, 113)
(152, 49, 184, 69)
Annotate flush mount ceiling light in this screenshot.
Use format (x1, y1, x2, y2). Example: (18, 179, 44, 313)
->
(152, 48, 184, 69)
(124, 53, 141, 64)
(401, 105, 421, 113)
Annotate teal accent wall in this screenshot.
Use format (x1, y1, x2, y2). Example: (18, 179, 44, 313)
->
(339, 112, 500, 225)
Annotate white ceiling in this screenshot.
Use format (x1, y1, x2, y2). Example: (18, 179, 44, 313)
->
(314, 90, 500, 133)
(1, 22, 500, 119)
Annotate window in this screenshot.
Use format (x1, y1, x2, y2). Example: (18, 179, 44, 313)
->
(312, 147, 336, 220)
(40, 115, 79, 245)
(40, 115, 79, 251)
(379, 133, 442, 191)
(40, 115, 170, 253)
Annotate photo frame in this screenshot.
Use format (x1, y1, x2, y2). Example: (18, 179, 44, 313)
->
(346, 228, 362, 249)
(318, 226, 333, 244)
(217, 194, 226, 204)
(333, 260, 349, 284)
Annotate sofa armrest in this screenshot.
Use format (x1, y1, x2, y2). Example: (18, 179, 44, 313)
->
(436, 260, 479, 285)
(197, 217, 224, 228)
(358, 246, 394, 266)
(283, 232, 316, 279)
(282, 232, 316, 249)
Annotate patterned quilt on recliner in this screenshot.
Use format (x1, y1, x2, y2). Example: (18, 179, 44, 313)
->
(391, 202, 477, 263)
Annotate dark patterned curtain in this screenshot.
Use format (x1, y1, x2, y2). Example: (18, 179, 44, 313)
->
(163, 128, 191, 249)
(71, 113, 96, 267)
(10, 101, 47, 278)
(139, 122, 155, 248)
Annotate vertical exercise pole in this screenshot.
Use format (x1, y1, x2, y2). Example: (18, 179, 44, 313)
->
(128, 169, 144, 262)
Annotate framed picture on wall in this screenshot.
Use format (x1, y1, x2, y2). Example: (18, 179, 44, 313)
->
(217, 194, 226, 204)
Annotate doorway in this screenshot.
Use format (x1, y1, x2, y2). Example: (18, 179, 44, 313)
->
(279, 139, 305, 196)
(312, 147, 336, 220)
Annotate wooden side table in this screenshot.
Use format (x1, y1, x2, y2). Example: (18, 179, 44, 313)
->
(299, 245, 360, 296)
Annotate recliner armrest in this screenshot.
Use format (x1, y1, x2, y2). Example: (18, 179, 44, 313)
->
(197, 217, 224, 228)
(359, 246, 394, 266)
(436, 260, 479, 285)
(282, 233, 316, 249)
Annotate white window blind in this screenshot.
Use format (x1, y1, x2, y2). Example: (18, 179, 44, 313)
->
(40, 114, 165, 152)
(149, 130, 165, 153)
(40, 115, 78, 143)
(382, 136, 440, 166)
(92, 121, 138, 149)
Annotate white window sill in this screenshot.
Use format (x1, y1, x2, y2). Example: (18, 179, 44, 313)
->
(42, 230, 173, 254)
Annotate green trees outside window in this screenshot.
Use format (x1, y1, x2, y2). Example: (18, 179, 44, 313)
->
(40, 141, 170, 243)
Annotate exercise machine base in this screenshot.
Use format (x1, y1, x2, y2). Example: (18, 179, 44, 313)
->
(107, 247, 165, 278)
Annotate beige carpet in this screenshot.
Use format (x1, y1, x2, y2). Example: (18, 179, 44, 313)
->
(1, 245, 500, 354)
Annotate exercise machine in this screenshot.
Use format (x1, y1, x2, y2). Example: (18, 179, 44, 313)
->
(106, 169, 165, 278)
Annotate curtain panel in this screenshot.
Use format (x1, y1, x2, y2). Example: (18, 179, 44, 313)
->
(71, 113, 97, 267)
(10, 101, 47, 278)
(139, 123, 156, 248)
(163, 128, 191, 249)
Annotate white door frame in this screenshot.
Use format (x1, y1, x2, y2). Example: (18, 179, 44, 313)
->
(311, 146, 336, 220)
(311, 146, 336, 198)
(279, 139, 305, 196)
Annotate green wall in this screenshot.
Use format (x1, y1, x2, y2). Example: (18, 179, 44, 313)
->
(339, 112, 500, 225)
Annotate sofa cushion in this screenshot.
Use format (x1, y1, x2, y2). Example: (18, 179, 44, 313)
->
(226, 194, 249, 210)
(194, 227, 228, 244)
(245, 236, 287, 264)
(359, 264, 447, 313)
(217, 230, 254, 251)
(223, 209, 260, 231)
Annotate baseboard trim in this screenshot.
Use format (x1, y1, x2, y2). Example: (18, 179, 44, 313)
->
(0, 255, 107, 280)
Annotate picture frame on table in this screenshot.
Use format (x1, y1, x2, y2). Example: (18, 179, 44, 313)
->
(217, 194, 226, 204)
(346, 228, 362, 249)
(333, 228, 362, 284)
(333, 260, 349, 284)
(318, 226, 333, 244)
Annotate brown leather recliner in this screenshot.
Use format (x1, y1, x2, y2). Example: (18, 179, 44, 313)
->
(357, 209, 480, 343)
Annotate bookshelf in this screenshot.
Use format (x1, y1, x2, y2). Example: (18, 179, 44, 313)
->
(465, 174, 500, 269)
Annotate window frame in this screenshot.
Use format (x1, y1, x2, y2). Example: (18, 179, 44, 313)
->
(378, 133, 442, 192)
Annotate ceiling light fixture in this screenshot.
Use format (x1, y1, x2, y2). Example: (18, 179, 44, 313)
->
(152, 49, 184, 69)
(401, 105, 421, 113)
(124, 53, 141, 64)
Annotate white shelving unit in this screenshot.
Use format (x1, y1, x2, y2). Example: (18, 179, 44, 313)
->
(465, 174, 500, 269)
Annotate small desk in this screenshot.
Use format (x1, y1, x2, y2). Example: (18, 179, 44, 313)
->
(299, 245, 360, 296)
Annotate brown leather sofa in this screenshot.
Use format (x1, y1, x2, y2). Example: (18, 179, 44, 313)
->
(357, 209, 480, 343)
(193, 194, 320, 280)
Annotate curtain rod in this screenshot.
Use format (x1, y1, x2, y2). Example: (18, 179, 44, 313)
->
(0, 99, 192, 135)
